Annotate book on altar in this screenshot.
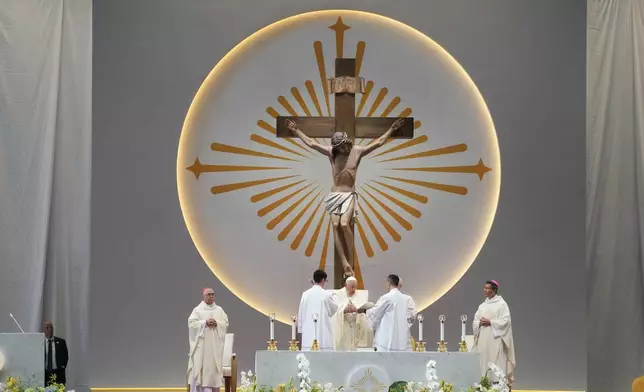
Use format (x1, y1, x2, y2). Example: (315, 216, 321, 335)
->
(358, 302, 375, 311)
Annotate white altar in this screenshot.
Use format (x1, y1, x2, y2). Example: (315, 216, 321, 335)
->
(0, 333, 45, 387)
(255, 351, 480, 390)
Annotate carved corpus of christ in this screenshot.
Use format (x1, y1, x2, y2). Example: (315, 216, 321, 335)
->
(275, 58, 414, 288)
(286, 118, 405, 279)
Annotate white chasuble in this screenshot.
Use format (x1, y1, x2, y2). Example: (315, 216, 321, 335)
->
(187, 301, 229, 391)
(366, 288, 417, 352)
(297, 285, 339, 351)
(472, 295, 516, 385)
(330, 288, 374, 350)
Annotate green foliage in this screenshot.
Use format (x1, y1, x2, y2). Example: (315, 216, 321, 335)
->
(479, 376, 492, 389)
(310, 384, 323, 392)
(2, 375, 66, 392)
(464, 376, 497, 392)
(287, 377, 294, 392)
(388, 381, 408, 392)
(257, 385, 271, 392)
(438, 380, 453, 392)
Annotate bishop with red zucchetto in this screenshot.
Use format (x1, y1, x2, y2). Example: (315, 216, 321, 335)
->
(187, 288, 229, 392)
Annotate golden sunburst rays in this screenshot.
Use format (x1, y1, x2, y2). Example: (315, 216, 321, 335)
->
(314, 41, 331, 116)
(187, 15, 494, 283)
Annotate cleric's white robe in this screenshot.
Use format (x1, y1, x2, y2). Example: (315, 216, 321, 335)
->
(472, 295, 516, 385)
(298, 285, 339, 351)
(366, 288, 417, 352)
(187, 301, 229, 391)
(331, 288, 373, 350)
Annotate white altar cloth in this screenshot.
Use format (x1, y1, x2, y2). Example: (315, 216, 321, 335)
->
(255, 351, 480, 389)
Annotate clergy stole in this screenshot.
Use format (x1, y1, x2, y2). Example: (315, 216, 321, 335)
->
(330, 288, 374, 350)
(366, 288, 417, 352)
(472, 295, 516, 385)
(297, 285, 339, 351)
(187, 301, 229, 390)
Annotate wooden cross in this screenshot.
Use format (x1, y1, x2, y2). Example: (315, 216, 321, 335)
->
(276, 58, 414, 289)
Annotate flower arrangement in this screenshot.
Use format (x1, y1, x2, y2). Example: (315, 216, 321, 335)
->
(400, 360, 453, 392)
(465, 363, 509, 392)
(296, 354, 312, 392)
(295, 355, 343, 392)
(425, 360, 440, 392)
(239, 356, 508, 392)
(239, 370, 256, 392)
(0, 375, 71, 392)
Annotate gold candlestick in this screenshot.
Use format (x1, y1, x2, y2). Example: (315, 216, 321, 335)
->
(459, 314, 468, 352)
(410, 336, 416, 352)
(311, 339, 319, 351)
(289, 340, 299, 351)
(415, 341, 426, 352)
(437, 340, 447, 352)
(267, 339, 278, 351)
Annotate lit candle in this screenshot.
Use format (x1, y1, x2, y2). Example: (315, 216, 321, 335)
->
(269, 313, 275, 340)
(460, 315, 467, 341)
(291, 315, 297, 340)
(417, 314, 424, 341)
(439, 315, 445, 341)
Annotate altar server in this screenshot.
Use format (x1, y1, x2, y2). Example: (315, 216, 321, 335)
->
(359, 274, 417, 351)
(187, 288, 229, 392)
(298, 269, 339, 350)
(472, 280, 516, 386)
(331, 277, 374, 350)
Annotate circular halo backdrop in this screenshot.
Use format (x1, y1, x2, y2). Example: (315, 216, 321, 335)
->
(177, 10, 501, 324)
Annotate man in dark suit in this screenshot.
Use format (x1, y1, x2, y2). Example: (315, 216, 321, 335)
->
(43, 321, 69, 386)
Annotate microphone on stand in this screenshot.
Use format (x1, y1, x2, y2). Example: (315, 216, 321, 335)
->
(9, 313, 25, 333)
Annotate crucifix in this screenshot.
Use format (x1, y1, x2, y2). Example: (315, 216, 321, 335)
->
(276, 57, 414, 289)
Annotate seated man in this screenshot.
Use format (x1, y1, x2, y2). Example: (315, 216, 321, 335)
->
(331, 277, 373, 350)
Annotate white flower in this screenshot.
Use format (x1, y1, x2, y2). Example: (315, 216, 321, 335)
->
(423, 359, 441, 392)
(485, 363, 508, 392)
(296, 354, 312, 392)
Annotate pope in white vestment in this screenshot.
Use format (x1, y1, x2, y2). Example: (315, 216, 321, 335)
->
(298, 269, 339, 351)
(187, 288, 229, 392)
(362, 274, 417, 352)
(472, 280, 516, 386)
(331, 277, 374, 350)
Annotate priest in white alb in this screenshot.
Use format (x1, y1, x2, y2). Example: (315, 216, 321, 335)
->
(359, 274, 417, 351)
(472, 280, 516, 386)
(187, 288, 229, 392)
(331, 276, 374, 350)
(297, 269, 339, 350)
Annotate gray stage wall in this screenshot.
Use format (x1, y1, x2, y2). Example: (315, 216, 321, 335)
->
(91, 0, 586, 390)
